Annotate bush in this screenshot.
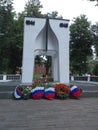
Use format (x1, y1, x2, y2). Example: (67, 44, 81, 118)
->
(93, 63, 98, 75)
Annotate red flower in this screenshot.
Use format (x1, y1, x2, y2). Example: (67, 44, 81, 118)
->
(55, 83, 70, 99)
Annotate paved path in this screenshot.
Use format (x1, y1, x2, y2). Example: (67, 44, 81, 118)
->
(0, 98, 98, 130)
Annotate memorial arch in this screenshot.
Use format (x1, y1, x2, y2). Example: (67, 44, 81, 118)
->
(22, 17, 69, 84)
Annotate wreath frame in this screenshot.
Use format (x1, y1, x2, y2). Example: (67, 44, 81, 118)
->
(55, 83, 70, 99)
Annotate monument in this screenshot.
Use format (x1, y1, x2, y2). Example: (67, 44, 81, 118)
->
(22, 17, 69, 84)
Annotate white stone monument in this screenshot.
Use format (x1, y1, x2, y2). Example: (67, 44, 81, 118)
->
(22, 17, 69, 84)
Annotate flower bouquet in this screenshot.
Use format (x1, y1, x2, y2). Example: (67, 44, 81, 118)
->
(14, 85, 32, 99)
(70, 85, 82, 99)
(44, 84, 55, 99)
(22, 85, 32, 99)
(14, 85, 24, 99)
(55, 83, 70, 99)
(31, 80, 44, 99)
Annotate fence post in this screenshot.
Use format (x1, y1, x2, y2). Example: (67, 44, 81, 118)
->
(71, 75, 74, 81)
(87, 75, 90, 82)
(3, 75, 7, 81)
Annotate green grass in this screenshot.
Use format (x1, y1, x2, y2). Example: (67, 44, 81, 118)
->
(34, 73, 42, 79)
(34, 73, 52, 79)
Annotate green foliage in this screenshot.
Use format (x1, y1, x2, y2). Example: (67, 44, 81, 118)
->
(45, 56, 52, 75)
(70, 15, 94, 75)
(0, 0, 15, 73)
(88, 0, 98, 1)
(0, 0, 45, 74)
(87, 0, 98, 6)
(44, 11, 63, 19)
(93, 62, 98, 75)
(91, 24, 98, 57)
(24, 0, 43, 17)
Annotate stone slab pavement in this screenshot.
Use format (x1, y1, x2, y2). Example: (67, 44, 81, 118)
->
(0, 98, 98, 130)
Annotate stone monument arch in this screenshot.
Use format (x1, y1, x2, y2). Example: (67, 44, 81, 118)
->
(22, 17, 69, 84)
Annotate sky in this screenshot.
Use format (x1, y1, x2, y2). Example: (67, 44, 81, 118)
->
(13, 0, 98, 24)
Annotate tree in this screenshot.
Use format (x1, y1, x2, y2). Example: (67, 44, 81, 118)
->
(87, 0, 98, 5)
(44, 56, 52, 76)
(70, 15, 94, 75)
(87, 0, 98, 1)
(8, 12, 24, 73)
(0, 0, 45, 74)
(0, 0, 64, 74)
(91, 24, 98, 57)
(93, 62, 98, 75)
(0, 0, 15, 73)
(12, 0, 44, 73)
(43, 11, 63, 19)
(24, 0, 43, 17)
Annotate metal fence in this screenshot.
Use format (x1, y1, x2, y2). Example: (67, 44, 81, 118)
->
(70, 75, 98, 82)
(0, 74, 98, 82)
(0, 74, 21, 82)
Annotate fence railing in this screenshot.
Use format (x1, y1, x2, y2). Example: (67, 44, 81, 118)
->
(70, 75, 98, 82)
(0, 74, 21, 82)
(0, 74, 98, 82)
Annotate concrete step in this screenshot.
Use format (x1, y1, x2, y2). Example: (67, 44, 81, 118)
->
(0, 91, 13, 99)
(71, 81, 98, 98)
(82, 91, 98, 98)
(0, 91, 98, 99)
(0, 81, 98, 99)
(0, 81, 20, 99)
